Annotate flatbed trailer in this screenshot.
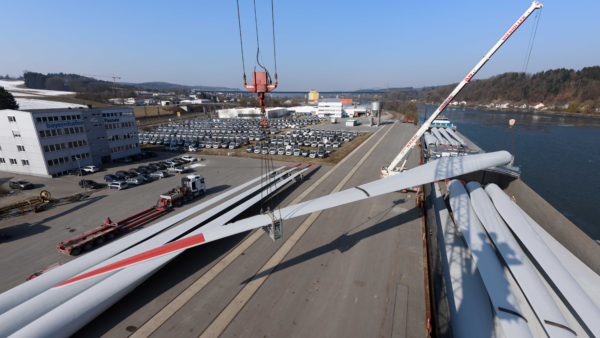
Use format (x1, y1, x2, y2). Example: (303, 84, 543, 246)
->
(56, 206, 170, 256)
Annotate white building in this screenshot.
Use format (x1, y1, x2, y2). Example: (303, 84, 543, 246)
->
(317, 100, 343, 118)
(126, 98, 145, 105)
(529, 102, 545, 110)
(496, 102, 510, 109)
(287, 106, 317, 116)
(160, 100, 180, 106)
(144, 98, 156, 105)
(0, 107, 140, 177)
(180, 99, 212, 105)
(217, 107, 288, 119)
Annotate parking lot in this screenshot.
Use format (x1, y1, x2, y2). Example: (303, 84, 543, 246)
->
(140, 116, 378, 165)
(0, 152, 317, 291)
(0, 151, 203, 209)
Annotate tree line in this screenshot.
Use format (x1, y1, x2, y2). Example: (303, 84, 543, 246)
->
(416, 66, 600, 112)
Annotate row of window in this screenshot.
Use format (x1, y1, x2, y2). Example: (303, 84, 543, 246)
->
(0, 157, 29, 166)
(42, 139, 88, 153)
(102, 112, 133, 117)
(108, 133, 137, 142)
(121, 121, 134, 128)
(105, 122, 120, 130)
(39, 126, 85, 138)
(44, 143, 66, 152)
(47, 157, 70, 167)
(46, 152, 91, 167)
(35, 114, 81, 123)
(110, 143, 138, 153)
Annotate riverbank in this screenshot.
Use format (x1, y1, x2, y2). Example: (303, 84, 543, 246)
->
(431, 105, 600, 120)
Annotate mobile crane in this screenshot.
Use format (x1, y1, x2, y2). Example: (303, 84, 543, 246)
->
(381, 1, 543, 178)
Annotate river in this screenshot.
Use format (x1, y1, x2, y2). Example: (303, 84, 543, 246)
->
(419, 105, 600, 242)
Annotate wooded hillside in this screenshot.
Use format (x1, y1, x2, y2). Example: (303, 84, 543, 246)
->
(418, 66, 600, 110)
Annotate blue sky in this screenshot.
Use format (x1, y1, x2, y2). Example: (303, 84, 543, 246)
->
(1, 0, 598, 91)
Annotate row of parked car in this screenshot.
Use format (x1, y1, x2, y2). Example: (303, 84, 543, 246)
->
(102, 156, 197, 190)
(140, 116, 325, 149)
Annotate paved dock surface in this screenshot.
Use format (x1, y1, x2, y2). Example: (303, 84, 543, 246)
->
(1, 118, 427, 337)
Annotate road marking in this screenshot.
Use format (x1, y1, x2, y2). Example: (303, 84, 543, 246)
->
(132, 122, 394, 338)
(199, 121, 396, 338)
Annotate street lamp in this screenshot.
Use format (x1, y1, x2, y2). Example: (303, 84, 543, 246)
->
(75, 156, 86, 194)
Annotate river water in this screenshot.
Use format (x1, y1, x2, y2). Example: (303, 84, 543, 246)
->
(419, 105, 600, 242)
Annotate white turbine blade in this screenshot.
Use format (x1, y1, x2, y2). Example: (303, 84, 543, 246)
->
(447, 180, 533, 337)
(6, 169, 309, 337)
(485, 183, 600, 336)
(0, 165, 305, 337)
(467, 182, 577, 337)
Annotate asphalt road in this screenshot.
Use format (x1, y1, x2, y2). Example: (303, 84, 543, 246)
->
(0, 154, 293, 292)
(69, 119, 426, 338)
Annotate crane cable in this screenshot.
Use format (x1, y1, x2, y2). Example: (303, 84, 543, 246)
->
(271, 0, 278, 81)
(236, 0, 246, 83)
(522, 7, 543, 74)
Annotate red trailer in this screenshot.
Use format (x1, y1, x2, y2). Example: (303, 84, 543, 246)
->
(56, 206, 169, 256)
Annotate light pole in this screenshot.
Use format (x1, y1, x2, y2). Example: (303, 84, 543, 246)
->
(75, 156, 86, 194)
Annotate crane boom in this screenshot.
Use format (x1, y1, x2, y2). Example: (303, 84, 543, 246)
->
(383, 1, 542, 177)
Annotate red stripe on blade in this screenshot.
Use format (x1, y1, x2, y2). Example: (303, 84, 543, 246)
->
(55, 233, 206, 287)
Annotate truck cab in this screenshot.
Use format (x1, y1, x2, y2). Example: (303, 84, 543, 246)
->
(159, 175, 207, 208)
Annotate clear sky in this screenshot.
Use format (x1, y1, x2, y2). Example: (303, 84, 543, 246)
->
(1, 0, 598, 91)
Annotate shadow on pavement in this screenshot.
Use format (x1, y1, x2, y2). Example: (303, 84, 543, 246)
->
(240, 198, 419, 284)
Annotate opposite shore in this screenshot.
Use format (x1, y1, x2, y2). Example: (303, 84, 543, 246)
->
(427, 104, 600, 120)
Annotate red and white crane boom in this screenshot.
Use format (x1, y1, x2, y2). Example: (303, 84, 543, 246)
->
(381, 1, 543, 178)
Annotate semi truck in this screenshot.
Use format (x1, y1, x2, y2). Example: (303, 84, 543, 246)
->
(56, 175, 207, 256)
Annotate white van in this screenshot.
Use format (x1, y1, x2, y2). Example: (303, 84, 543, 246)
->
(108, 181, 129, 190)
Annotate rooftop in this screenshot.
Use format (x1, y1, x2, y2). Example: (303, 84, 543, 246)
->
(13, 106, 133, 114)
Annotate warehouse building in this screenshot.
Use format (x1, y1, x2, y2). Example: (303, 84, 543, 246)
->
(217, 107, 288, 119)
(0, 107, 140, 178)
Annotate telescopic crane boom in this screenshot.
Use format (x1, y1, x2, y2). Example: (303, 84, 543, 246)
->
(381, 1, 543, 178)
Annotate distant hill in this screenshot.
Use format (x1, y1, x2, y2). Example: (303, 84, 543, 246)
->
(416, 66, 600, 108)
(121, 81, 240, 91)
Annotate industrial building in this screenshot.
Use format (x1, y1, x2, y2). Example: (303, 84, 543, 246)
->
(308, 89, 319, 102)
(0, 107, 140, 178)
(217, 107, 288, 119)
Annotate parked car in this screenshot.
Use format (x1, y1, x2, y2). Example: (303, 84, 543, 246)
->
(126, 177, 145, 186)
(144, 151, 158, 157)
(189, 146, 198, 152)
(148, 163, 166, 170)
(83, 165, 100, 173)
(108, 181, 128, 190)
(333, 142, 340, 148)
(138, 174, 154, 183)
(69, 168, 86, 176)
(293, 148, 301, 156)
(115, 171, 134, 179)
(247, 145, 254, 153)
(138, 166, 153, 173)
(104, 174, 120, 182)
(181, 155, 197, 162)
(278, 148, 285, 155)
(9, 180, 34, 190)
(130, 154, 142, 161)
(129, 168, 144, 176)
(113, 157, 131, 164)
(301, 149, 309, 157)
(78, 180, 101, 189)
(309, 150, 317, 158)
(150, 171, 168, 178)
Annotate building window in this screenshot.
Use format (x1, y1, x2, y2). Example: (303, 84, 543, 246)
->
(21, 159, 29, 166)
(8, 116, 16, 122)
(36, 117, 42, 123)
(12, 130, 21, 137)
(42, 117, 48, 122)
(17, 145, 25, 152)
(0, 158, 5, 164)
(9, 158, 17, 165)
